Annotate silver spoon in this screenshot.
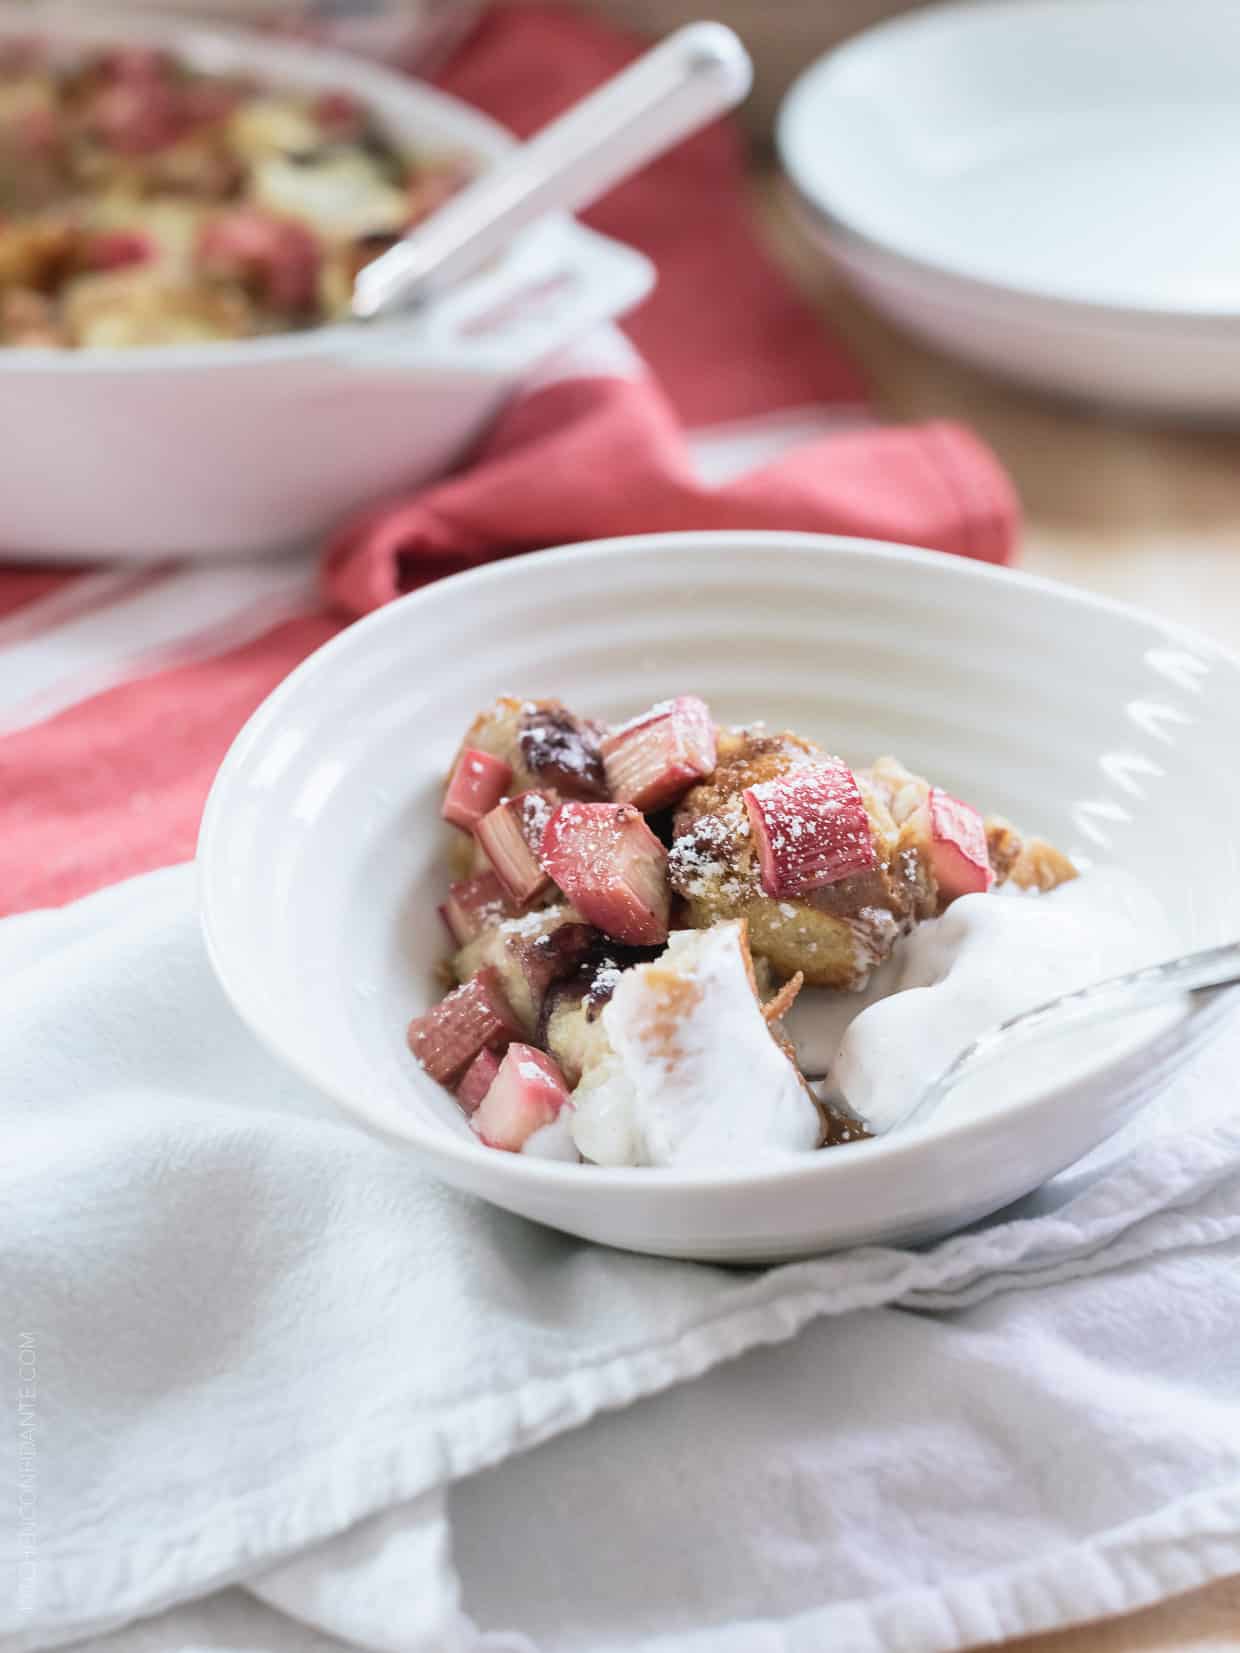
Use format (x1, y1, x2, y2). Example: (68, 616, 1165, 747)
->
(353, 21, 752, 321)
(817, 940, 1240, 1135)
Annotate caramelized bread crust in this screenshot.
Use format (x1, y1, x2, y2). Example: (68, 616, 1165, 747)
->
(669, 733, 1074, 989)
(669, 730, 937, 989)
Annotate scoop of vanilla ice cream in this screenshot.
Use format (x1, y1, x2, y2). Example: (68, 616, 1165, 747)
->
(570, 922, 821, 1168)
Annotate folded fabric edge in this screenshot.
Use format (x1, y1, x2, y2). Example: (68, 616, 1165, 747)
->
(603, 1479, 1240, 1653)
(10, 1126, 1240, 1646)
(22, 1440, 1240, 1653)
(908, 1159, 1240, 1311)
(914, 420, 1023, 567)
(319, 371, 1022, 622)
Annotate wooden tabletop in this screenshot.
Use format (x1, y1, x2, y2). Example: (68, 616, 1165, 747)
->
(756, 176, 1240, 1653)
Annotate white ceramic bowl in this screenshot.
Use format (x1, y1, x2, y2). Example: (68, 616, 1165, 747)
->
(777, 0, 1240, 419)
(198, 532, 1240, 1261)
(1, 4, 652, 561)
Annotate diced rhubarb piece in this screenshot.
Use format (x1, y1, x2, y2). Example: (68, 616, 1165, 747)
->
(195, 208, 320, 312)
(88, 80, 188, 155)
(0, 38, 45, 76)
(96, 46, 177, 85)
(440, 871, 514, 946)
(313, 89, 365, 139)
(475, 791, 555, 907)
(406, 966, 522, 1084)
(601, 695, 716, 812)
(180, 80, 244, 130)
(471, 1044, 570, 1152)
(540, 803, 670, 946)
(744, 759, 877, 899)
(917, 788, 995, 901)
(83, 229, 155, 273)
(455, 1048, 502, 1116)
(442, 746, 513, 832)
(12, 106, 60, 159)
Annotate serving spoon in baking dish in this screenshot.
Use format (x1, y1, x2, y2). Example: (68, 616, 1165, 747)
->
(351, 20, 752, 321)
(815, 940, 1240, 1136)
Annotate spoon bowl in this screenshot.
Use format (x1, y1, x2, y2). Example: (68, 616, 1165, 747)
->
(820, 942, 1240, 1136)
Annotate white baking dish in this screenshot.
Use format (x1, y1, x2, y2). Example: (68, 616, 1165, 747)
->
(0, 4, 654, 561)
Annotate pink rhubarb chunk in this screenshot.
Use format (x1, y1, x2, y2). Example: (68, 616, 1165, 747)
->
(439, 871, 514, 946)
(84, 229, 155, 272)
(195, 209, 321, 312)
(456, 1048, 502, 1116)
(406, 967, 522, 1084)
(920, 787, 994, 901)
(474, 790, 556, 907)
(601, 695, 717, 812)
(89, 79, 188, 154)
(744, 759, 876, 899)
(441, 746, 513, 832)
(313, 89, 365, 139)
(540, 802, 670, 946)
(471, 1044, 570, 1152)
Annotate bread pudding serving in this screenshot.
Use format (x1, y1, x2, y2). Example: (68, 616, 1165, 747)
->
(407, 695, 1078, 1167)
(0, 39, 470, 348)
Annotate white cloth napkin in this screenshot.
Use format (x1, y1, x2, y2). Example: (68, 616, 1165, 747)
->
(4, 866, 1240, 1653)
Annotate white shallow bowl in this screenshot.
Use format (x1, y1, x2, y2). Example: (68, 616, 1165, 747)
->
(199, 532, 1240, 1262)
(1, 4, 652, 562)
(777, 0, 1240, 419)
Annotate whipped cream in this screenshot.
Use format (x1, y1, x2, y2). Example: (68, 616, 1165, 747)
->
(786, 867, 1178, 1133)
(570, 921, 821, 1168)
(521, 1112, 580, 1162)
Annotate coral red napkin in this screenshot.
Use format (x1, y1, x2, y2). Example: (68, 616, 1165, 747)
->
(325, 7, 1016, 616)
(326, 375, 1014, 617)
(0, 5, 1018, 916)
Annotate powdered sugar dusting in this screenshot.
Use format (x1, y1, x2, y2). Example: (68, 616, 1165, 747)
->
(581, 956, 628, 1020)
(500, 909, 555, 938)
(519, 789, 554, 849)
(745, 759, 876, 899)
(607, 699, 674, 741)
(668, 801, 756, 905)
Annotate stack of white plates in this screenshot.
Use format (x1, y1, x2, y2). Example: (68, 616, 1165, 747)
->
(777, 0, 1240, 420)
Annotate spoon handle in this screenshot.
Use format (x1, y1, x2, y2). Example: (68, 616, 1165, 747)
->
(904, 939, 1240, 1130)
(353, 22, 752, 320)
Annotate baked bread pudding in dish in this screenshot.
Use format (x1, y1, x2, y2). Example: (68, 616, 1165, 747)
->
(0, 39, 470, 347)
(408, 695, 1079, 1167)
